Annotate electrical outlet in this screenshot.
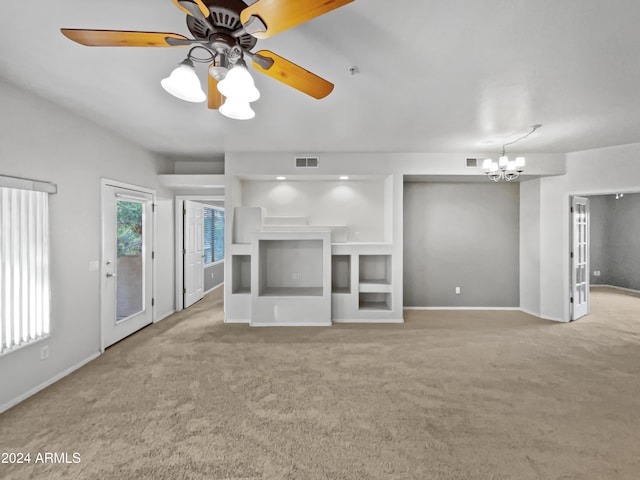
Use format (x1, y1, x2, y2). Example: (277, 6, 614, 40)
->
(455, 287, 461, 295)
(40, 345, 49, 360)
(291, 272, 302, 281)
(594, 270, 601, 276)
(211, 273, 214, 279)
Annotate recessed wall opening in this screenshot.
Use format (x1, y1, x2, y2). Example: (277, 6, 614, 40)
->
(578, 191, 640, 320)
(402, 180, 520, 309)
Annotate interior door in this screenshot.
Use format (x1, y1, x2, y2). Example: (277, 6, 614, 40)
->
(184, 200, 204, 308)
(101, 184, 154, 348)
(571, 196, 590, 320)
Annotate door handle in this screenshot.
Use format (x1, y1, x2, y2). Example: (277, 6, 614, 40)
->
(106, 272, 117, 278)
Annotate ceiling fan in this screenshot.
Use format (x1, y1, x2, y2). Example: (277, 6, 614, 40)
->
(61, 0, 354, 119)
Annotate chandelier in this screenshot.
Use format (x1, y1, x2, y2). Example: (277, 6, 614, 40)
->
(483, 124, 541, 182)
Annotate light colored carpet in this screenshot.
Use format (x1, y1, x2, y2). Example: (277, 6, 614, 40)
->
(1, 287, 639, 479)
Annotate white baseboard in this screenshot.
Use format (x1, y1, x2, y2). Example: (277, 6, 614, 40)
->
(204, 282, 224, 295)
(332, 318, 405, 324)
(519, 307, 541, 317)
(154, 309, 176, 323)
(592, 284, 640, 294)
(0, 352, 101, 414)
(404, 306, 521, 311)
(250, 322, 333, 327)
(224, 317, 250, 324)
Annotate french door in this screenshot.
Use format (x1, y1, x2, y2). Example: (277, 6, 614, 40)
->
(101, 182, 154, 349)
(571, 196, 589, 320)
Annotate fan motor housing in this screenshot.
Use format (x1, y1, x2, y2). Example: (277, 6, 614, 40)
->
(186, 0, 257, 50)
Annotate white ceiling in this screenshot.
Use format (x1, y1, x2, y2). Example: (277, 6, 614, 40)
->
(2, 0, 640, 157)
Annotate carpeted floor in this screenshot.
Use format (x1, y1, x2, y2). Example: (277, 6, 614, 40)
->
(1, 286, 639, 479)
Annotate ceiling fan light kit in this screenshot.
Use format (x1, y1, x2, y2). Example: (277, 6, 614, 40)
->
(161, 58, 207, 103)
(61, 0, 354, 120)
(217, 61, 260, 102)
(219, 97, 256, 120)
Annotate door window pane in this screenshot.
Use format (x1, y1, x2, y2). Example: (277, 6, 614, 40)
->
(116, 200, 143, 321)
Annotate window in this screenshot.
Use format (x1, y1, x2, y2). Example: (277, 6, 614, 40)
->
(0, 186, 51, 355)
(203, 207, 224, 264)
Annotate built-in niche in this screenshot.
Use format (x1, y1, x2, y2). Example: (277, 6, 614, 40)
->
(332, 255, 351, 294)
(231, 255, 251, 294)
(258, 239, 323, 296)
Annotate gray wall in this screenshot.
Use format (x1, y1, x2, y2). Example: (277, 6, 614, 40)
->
(204, 262, 224, 291)
(589, 193, 640, 290)
(0, 78, 174, 411)
(588, 195, 609, 285)
(403, 182, 520, 307)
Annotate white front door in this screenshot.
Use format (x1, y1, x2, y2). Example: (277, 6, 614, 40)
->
(184, 200, 204, 308)
(571, 196, 590, 320)
(101, 183, 154, 349)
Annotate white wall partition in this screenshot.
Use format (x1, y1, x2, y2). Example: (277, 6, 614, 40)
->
(521, 143, 640, 321)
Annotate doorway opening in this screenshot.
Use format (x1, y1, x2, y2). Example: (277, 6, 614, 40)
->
(570, 191, 640, 321)
(175, 195, 225, 311)
(101, 180, 155, 349)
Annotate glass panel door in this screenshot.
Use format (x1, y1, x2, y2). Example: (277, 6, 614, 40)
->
(116, 200, 144, 322)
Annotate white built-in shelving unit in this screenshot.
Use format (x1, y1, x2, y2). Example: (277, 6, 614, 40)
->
(224, 175, 403, 326)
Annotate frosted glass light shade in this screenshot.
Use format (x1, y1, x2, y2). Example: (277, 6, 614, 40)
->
(482, 159, 493, 171)
(217, 65, 260, 102)
(161, 62, 206, 103)
(515, 156, 526, 169)
(498, 155, 509, 168)
(219, 97, 255, 120)
(506, 160, 516, 172)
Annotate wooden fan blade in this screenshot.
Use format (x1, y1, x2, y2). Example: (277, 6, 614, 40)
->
(172, 0, 194, 17)
(240, 0, 354, 39)
(252, 50, 334, 99)
(208, 69, 224, 110)
(191, 0, 211, 18)
(61, 29, 190, 47)
(172, 0, 210, 18)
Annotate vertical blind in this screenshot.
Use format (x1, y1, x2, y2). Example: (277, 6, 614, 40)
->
(0, 187, 50, 355)
(203, 207, 224, 264)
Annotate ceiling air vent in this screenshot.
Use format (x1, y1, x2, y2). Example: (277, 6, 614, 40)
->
(295, 157, 319, 168)
(465, 158, 480, 168)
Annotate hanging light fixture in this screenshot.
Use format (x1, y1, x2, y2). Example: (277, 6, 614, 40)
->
(160, 46, 259, 119)
(161, 58, 206, 103)
(217, 59, 260, 103)
(483, 124, 541, 182)
(219, 97, 256, 120)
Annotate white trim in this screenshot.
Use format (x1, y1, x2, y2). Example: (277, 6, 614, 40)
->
(403, 306, 521, 311)
(519, 307, 541, 317)
(154, 309, 176, 323)
(204, 282, 224, 295)
(224, 317, 250, 324)
(0, 174, 57, 194)
(332, 318, 404, 323)
(0, 352, 100, 414)
(100, 178, 156, 350)
(591, 284, 640, 294)
(204, 258, 225, 268)
(403, 306, 566, 322)
(250, 322, 333, 327)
